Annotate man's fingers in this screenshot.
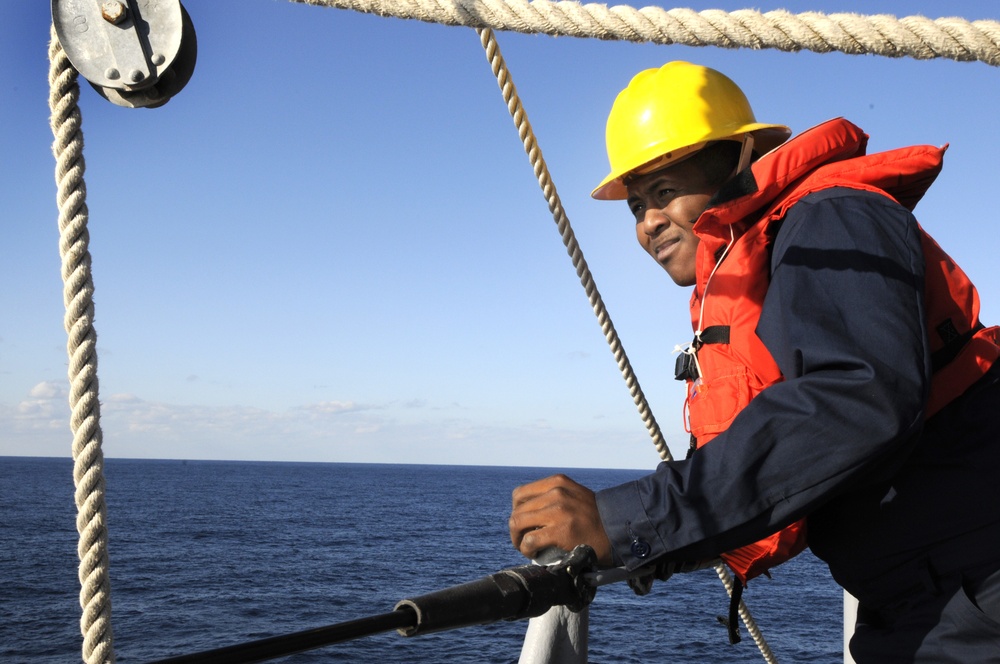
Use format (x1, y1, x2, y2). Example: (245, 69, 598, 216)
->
(508, 473, 613, 564)
(518, 526, 547, 559)
(508, 511, 534, 549)
(511, 473, 572, 509)
(509, 493, 575, 557)
(511, 521, 561, 559)
(509, 503, 559, 548)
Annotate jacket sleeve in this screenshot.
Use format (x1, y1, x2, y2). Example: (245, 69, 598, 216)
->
(595, 188, 932, 570)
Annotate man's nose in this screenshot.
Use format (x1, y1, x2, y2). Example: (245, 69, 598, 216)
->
(640, 208, 669, 237)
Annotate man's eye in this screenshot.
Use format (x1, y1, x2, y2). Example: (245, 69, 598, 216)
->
(658, 188, 676, 200)
(629, 202, 645, 219)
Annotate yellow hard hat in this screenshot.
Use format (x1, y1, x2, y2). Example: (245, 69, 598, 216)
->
(592, 61, 791, 200)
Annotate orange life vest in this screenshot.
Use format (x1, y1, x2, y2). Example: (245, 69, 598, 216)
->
(684, 118, 1000, 585)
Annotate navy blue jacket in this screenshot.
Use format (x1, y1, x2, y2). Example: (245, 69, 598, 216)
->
(595, 187, 1000, 606)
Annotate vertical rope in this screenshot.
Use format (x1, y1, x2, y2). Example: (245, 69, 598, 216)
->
(475, 27, 777, 664)
(712, 564, 778, 663)
(475, 26, 671, 463)
(48, 25, 116, 664)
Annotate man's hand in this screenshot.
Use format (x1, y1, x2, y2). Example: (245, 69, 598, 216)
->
(509, 474, 613, 565)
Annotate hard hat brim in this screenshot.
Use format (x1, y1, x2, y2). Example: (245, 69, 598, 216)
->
(591, 124, 791, 201)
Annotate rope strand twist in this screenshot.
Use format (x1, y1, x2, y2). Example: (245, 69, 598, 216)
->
(294, 0, 1000, 67)
(48, 25, 116, 664)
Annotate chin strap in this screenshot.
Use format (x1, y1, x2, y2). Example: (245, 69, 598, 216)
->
(737, 133, 756, 173)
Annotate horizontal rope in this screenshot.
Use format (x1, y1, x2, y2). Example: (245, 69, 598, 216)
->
(290, 0, 1000, 67)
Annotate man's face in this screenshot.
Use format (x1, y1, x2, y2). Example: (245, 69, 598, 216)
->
(625, 159, 717, 287)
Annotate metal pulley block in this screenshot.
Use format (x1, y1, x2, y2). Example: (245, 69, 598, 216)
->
(52, 0, 197, 108)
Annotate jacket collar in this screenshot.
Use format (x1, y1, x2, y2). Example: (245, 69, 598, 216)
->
(698, 117, 946, 234)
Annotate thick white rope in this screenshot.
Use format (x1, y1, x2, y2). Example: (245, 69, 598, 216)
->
(48, 26, 116, 664)
(47, 5, 993, 663)
(295, 0, 1000, 67)
(477, 26, 777, 664)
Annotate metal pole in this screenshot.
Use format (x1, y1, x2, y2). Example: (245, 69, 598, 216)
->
(148, 608, 417, 664)
(146, 546, 598, 664)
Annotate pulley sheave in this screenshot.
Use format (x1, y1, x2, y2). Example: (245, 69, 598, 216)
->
(52, 0, 197, 108)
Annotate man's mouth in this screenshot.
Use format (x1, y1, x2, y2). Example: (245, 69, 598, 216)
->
(653, 238, 679, 262)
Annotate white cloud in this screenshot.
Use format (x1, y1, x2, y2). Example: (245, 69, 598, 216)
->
(107, 393, 142, 403)
(296, 400, 370, 415)
(13, 381, 68, 427)
(0, 382, 676, 469)
(29, 381, 66, 399)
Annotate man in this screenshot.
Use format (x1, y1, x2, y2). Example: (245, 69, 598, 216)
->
(508, 61, 1000, 661)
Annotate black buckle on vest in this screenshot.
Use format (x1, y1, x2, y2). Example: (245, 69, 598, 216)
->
(931, 320, 984, 373)
(674, 326, 732, 382)
(675, 351, 699, 381)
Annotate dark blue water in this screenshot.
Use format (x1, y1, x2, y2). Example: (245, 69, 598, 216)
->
(0, 457, 842, 663)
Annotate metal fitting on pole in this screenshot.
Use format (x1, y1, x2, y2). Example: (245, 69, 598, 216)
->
(395, 545, 597, 636)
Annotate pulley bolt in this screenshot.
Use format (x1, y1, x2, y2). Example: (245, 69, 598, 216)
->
(101, 1, 127, 25)
(128, 69, 145, 83)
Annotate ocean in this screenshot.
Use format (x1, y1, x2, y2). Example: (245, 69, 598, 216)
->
(1, 457, 843, 663)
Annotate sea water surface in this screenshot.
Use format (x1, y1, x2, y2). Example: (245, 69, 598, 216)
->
(1, 457, 842, 662)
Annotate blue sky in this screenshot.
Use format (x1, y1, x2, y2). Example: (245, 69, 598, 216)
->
(2, 1, 997, 468)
